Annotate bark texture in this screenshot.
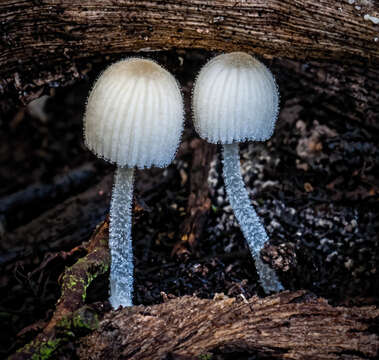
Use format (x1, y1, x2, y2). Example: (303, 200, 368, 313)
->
(9, 219, 112, 360)
(1, 0, 379, 105)
(78, 290, 379, 360)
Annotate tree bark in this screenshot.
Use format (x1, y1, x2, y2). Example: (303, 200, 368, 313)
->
(78, 290, 379, 360)
(9, 219, 112, 360)
(1, 0, 379, 105)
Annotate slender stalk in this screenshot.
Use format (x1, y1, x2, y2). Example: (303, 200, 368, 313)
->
(222, 143, 283, 293)
(109, 166, 134, 308)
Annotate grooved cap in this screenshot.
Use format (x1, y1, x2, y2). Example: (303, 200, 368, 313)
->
(84, 58, 184, 168)
(193, 52, 279, 144)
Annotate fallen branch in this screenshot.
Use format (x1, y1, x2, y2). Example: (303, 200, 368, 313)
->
(78, 291, 379, 360)
(0, 164, 96, 232)
(9, 219, 112, 360)
(10, 204, 149, 360)
(0, 174, 113, 259)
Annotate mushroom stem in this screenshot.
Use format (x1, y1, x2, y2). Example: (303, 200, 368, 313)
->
(222, 143, 283, 293)
(109, 166, 134, 308)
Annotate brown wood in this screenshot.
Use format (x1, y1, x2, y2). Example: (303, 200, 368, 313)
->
(0, 174, 113, 257)
(172, 138, 216, 257)
(10, 217, 379, 360)
(1, 0, 379, 105)
(78, 290, 379, 359)
(9, 219, 112, 360)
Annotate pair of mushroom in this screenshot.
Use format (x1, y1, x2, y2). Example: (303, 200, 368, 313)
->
(84, 52, 283, 309)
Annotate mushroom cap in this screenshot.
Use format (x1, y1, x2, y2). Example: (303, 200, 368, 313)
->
(193, 52, 279, 144)
(84, 58, 184, 168)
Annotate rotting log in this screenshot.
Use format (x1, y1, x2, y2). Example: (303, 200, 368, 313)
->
(8, 219, 112, 360)
(10, 218, 379, 359)
(1, 0, 379, 105)
(79, 290, 379, 360)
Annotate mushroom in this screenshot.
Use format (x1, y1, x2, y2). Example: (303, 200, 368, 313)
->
(192, 52, 283, 293)
(84, 58, 184, 307)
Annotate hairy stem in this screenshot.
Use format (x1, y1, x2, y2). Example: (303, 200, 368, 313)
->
(222, 143, 283, 293)
(109, 166, 134, 307)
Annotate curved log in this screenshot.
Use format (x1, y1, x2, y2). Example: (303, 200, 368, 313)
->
(1, 0, 379, 104)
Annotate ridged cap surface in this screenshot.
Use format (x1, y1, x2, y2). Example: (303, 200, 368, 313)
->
(193, 52, 279, 144)
(84, 58, 184, 168)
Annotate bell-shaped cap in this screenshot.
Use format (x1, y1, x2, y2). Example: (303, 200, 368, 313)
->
(84, 58, 184, 168)
(193, 52, 279, 144)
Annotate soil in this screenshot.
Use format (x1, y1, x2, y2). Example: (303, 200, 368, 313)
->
(0, 50, 378, 359)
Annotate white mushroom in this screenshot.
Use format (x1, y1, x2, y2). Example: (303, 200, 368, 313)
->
(193, 52, 283, 293)
(84, 58, 184, 307)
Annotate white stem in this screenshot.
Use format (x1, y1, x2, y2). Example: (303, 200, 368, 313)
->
(109, 166, 134, 308)
(222, 143, 283, 293)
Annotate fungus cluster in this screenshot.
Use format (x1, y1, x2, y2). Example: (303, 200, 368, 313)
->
(83, 52, 282, 308)
(84, 58, 184, 308)
(193, 52, 283, 293)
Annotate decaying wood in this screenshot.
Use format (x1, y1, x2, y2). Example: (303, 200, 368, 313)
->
(9, 219, 112, 360)
(78, 290, 379, 360)
(10, 218, 379, 359)
(172, 139, 216, 257)
(0, 164, 96, 233)
(0, 174, 113, 259)
(1, 0, 379, 105)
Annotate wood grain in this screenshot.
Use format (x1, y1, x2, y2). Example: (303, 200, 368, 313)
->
(78, 291, 379, 359)
(1, 0, 378, 104)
